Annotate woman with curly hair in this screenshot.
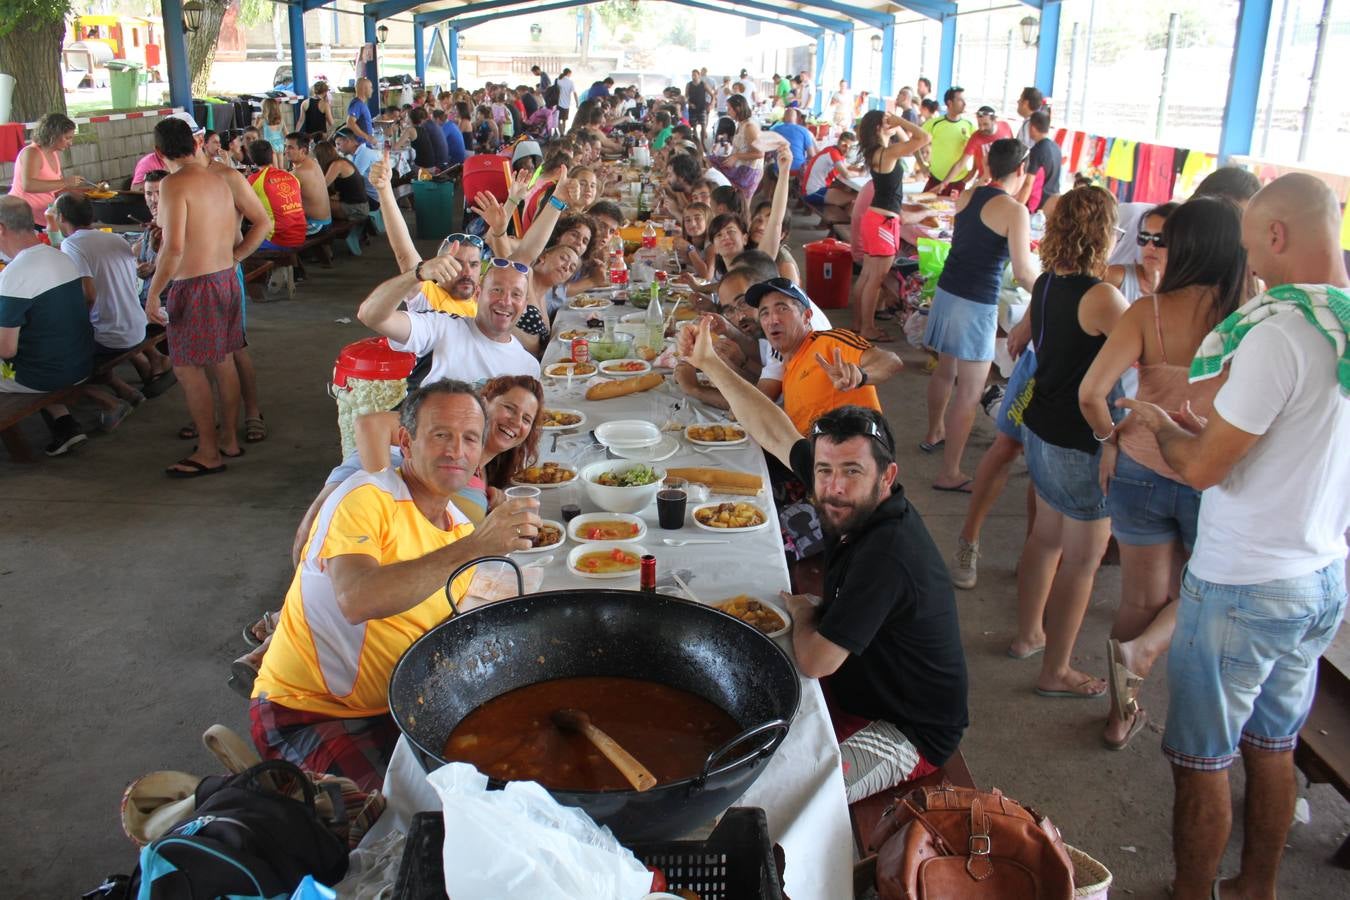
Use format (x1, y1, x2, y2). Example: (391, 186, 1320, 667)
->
(1009, 185, 1128, 700)
(8, 113, 84, 224)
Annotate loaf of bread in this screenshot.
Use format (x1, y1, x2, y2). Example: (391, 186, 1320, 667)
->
(665, 467, 764, 496)
(585, 371, 664, 400)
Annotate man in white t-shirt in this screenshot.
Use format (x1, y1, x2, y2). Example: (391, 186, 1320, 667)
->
(1122, 173, 1350, 900)
(555, 69, 577, 124)
(358, 255, 539, 387)
(50, 193, 152, 422)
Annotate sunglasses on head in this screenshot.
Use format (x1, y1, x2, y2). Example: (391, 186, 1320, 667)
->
(1137, 230, 1166, 248)
(811, 417, 895, 456)
(437, 233, 486, 254)
(487, 257, 531, 274)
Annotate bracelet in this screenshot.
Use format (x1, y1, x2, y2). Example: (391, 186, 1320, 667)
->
(491, 228, 507, 237)
(414, 260, 425, 282)
(1092, 425, 1115, 443)
(504, 197, 520, 209)
(548, 195, 568, 211)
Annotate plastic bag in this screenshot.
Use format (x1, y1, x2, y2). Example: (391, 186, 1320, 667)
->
(903, 306, 929, 349)
(460, 561, 545, 612)
(916, 238, 951, 304)
(430, 763, 653, 900)
(997, 262, 1031, 333)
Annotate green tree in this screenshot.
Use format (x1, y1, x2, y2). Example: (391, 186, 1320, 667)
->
(596, 0, 650, 37)
(0, 0, 70, 120)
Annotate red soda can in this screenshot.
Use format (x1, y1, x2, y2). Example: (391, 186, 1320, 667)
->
(571, 337, 590, 364)
(640, 554, 657, 592)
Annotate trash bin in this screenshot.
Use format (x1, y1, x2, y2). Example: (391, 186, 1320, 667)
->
(411, 178, 460, 240)
(804, 238, 854, 309)
(106, 61, 143, 109)
(329, 337, 416, 458)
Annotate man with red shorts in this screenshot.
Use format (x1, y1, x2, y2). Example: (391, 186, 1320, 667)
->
(145, 116, 254, 477)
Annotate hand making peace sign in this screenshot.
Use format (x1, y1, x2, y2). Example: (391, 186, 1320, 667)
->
(815, 347, 866, 391)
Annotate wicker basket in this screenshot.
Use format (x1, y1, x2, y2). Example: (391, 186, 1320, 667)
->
(1068, 843, 1113, 899)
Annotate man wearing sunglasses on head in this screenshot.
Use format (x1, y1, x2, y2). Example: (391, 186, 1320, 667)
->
(357, 252, 540, 386)
(681, 317, 968, 803)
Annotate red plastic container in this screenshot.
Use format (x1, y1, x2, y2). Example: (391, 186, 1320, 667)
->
(804, 238, 854, 309)
(332, 336, 416, 388)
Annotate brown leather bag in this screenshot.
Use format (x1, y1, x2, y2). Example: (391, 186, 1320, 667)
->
(870, 784, 1075, 900)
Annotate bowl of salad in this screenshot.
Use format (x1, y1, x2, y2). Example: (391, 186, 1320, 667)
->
(578, 461, 666, 513)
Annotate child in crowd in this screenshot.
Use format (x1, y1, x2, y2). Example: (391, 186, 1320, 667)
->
(677, 202, 712, 278)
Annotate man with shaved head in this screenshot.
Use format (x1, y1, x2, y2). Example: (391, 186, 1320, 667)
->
(1122, 172, 1350, 900)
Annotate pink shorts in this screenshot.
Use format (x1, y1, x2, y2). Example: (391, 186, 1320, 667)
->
(856, 208, 902, 258)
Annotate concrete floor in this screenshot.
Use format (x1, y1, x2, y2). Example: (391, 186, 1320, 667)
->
(2, 216, 1348, 897)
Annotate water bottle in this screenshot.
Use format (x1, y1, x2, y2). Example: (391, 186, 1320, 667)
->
(644, 285, 664, 353)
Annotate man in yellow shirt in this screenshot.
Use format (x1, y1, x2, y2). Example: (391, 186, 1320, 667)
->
(744, 278, 903, 435)
(250, 380, 541, 788)
(922, 87, 975, 196)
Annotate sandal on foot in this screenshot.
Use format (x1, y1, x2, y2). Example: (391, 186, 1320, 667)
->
(142, 370, 177, 399)
(166, 458, 226, 479)
(177, 423, 198, 440)
(194, 444, 245, 459)
(244, 416, 267, 443)
(227, 656, 258, 699)
(1108, 638, 1145, 716)
(1103, 708, 1149, 751)
(932, 479, 974, 494)
(1035, 678, 1107, 699)
(919, 439, 945, 453)
(1007, 643, 1045, 660)
(241, 611, 280, 648)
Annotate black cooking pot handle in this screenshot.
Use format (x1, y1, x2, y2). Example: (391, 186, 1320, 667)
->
(443, 556, 524, 617)
(696, 719, 791, 788)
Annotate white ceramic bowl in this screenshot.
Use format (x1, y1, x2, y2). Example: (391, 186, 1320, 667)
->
(689, 500, 771, 533)
(567, 295, 612, 311)
(567, 512, 647, 544)
(594, 419, 662, 449)
(543, 361, 598, 381)
(598, 358, 653, 379)
(566, 541, 649, 579)
(579, 460, 666, 514)
(510, 464, 578, 489)
(683, 422, 749, 447)
(710, 595, 792, 639)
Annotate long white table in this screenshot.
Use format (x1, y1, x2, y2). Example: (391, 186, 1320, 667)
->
(366, 302, 853, 899)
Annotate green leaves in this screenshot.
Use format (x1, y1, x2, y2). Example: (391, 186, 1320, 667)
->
(0, 0, 70, 40)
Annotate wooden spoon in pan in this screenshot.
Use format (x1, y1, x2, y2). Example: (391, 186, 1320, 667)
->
(551, 708, 658, 792)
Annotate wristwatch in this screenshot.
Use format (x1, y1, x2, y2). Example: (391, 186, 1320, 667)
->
(857, 367, 869, 387)
(414, 260, 425, 282)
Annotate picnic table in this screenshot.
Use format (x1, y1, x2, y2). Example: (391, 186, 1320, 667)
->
(362, 299, 855, 900)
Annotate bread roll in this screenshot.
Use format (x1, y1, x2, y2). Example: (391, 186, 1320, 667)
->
(585, 371, 664, 400)
(665, 467, 763, 495)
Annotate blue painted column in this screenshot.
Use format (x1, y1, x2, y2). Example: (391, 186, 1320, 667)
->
(843, 28, 855, 90)
(1218, 0, 1273, 161)
(1034, 0, 1062, 98)
(160, 0, 192, 110)
(363, 14, 380, 119)
(937, 13, 956, 95)
(449, 26, 459, 89)
(814, 32, 826, 117)
(879, 19, 895, 100)
(288, 3, 308, 96)
(414, 21, 426, 82)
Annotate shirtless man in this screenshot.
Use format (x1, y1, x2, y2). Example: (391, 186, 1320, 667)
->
(144, 117, 257, 477)
(284, 132, 332, 235)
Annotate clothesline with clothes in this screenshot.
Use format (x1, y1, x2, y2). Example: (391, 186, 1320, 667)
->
(1041, 125, 1219, 205)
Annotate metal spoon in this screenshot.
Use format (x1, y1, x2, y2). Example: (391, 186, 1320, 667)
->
(662, 538, 730, 547)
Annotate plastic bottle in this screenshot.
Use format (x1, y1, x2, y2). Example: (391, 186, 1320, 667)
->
(608, 249, 628, 286)
(631, 221, 662, 284)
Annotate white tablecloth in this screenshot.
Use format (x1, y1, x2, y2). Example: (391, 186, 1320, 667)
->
(365, 304, 853, 899)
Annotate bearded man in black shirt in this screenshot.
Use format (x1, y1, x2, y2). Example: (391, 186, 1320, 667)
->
(682, 316, 969, 802)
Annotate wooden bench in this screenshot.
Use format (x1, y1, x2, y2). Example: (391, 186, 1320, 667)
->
(1295, 621, 1350, 868)
(0, 330, 169, 462)
(849, 749, 977, 897)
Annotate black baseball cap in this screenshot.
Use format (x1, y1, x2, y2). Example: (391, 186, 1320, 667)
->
(745, 277, 811, 310)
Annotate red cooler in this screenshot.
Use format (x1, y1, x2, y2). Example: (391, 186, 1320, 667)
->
(804, 238, 854, 309)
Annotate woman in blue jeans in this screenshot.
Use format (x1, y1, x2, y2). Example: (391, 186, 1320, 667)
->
(1079, 197, 1250, 749)
(1011, 186, 1128, 699)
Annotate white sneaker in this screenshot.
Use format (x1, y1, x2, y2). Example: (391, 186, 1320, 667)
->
(952, 538, 979, 589)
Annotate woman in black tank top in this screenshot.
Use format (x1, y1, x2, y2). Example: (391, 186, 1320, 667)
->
(853, 110, 930, 342)
(1010, 185, 1129, 701)
(314, 140, 370, 219)
(301, 83, 333, 137)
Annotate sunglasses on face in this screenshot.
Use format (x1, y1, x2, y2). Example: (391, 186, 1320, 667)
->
(487, 257, 531, 274)
(1137, 230, 1166, 248)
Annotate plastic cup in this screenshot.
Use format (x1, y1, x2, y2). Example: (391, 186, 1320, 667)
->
(504, 485, 540, 502)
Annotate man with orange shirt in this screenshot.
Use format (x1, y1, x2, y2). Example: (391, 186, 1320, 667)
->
(246, 141, 307, 250)
(745, 278, 902, 434)
(250, 380, 542, 788)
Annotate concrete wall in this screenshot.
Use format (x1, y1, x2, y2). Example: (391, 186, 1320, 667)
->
(0, 113, 166, 190)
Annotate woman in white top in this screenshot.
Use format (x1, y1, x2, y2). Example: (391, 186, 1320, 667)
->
(710, 94, 782, 208)
(1105, 203, 1176, 303)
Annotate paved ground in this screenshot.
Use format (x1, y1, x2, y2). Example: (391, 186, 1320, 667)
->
(2, 213, 1347, 897)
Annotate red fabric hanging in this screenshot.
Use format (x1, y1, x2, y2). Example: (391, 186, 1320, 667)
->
(1133, 144, 1177, 203)
(1068, 132, 1088, 172)
(0, 123, 25, 165)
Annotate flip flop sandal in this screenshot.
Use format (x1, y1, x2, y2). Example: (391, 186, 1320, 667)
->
(241, 611, 280, 647)
(1007, 644, 1045, 660)
(864, 331, 896, 343)
(875, 309, 897, 320)
(227, 656, 258, 699)
(1103, 707, 1149, 751)
(142, 370, 177, 399)
(1108, 638, 1145, 715)
(194, 444, 245, 459)
(244, 416, 267, 443)
(166, 458, 227, 479)
(918, 439, 945, 453)
(177, 423, 198, 440)
(1035, 678, 1107, 699)
(932, 479, 974, 494)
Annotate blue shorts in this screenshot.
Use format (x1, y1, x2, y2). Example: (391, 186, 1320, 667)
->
(1163, 563, 1346, 771)
(1023, 429, 1107, 521)
(805, 187, 828, 207)
(996, 349, 1036, 442)
(924, 287, 998, 362)
(306, 217, 332, 235)
(1106, 449, 1200, 549)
